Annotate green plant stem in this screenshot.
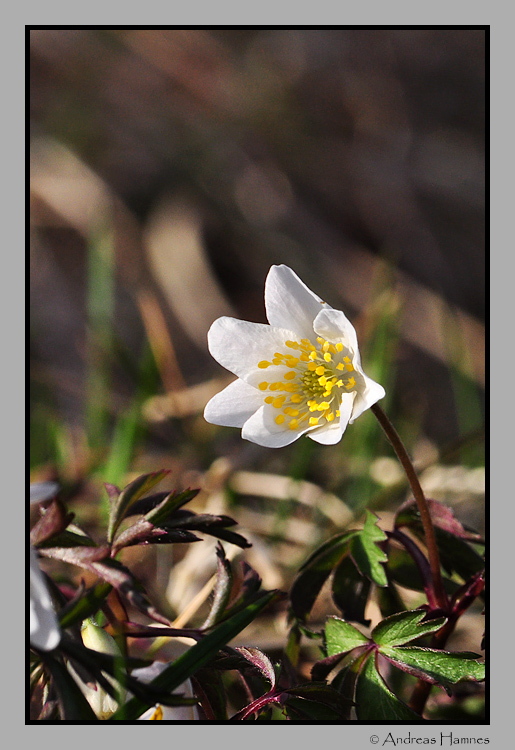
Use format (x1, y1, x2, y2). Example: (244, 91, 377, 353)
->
(371, 404, 448, 611)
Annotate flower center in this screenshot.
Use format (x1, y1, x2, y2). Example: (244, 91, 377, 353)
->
(257, 336, 357, 430)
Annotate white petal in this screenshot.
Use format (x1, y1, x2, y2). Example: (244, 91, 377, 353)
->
(30, 546, 61, 651)
(241, 405, 312, 448)
(308, 392, 355, 445)
(30, 482, 59, 504)
(132, 667, 198, 720)
(350, 375, 386, 423)
(204, 379, 264, 428)
(313, 307, 359, 355)
(207, 316, 298, 380)
(265, 265, 331, 339)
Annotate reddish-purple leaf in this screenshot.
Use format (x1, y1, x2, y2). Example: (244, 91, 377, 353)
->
(110, 518, 200, 554)
(235, 647, 276, 688)
(30, 499, 74, 547)
(38, 544, 111, 565)
(396, 498, 482, 541)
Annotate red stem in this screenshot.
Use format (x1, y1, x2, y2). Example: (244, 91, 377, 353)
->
(371, 404, 448, 611)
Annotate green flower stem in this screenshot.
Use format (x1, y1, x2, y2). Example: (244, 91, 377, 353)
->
(371, 404, 448, 612)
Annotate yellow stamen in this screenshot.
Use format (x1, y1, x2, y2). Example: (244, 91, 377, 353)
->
(324, 352, 332, 362)
(336, 362, 344, 371)
(345, 377, 356, 389)
(149, 706, 164, 720)
(309, 351, 318, 361)
(264, 396, 274, 404)
(291, 394, 303, 403)
(336, 343, 344, 352)
(307, 362, 317, 371)
(284, 371, 296, 380)
(275, 414, 285, 425)
(326, 412, 335, 422)
(309, 417, 319, 426)
(273, 396, 286, 408)
(259, 382, 268, 391)
(258, 361, 271, 369)
(315, 366, 325, 376)
(289, 419, 299, 430)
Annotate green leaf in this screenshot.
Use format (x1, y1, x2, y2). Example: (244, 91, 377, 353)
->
(354, 653, 422, 721)
(332, 554, 372, 625)
(58, 582, 112, 629)
(380, 646, 485, 691)
(349, 511, 388, 587)
(325, 616, 370, 656)
(395, 502, 484, 583)
(109, 589, 280, 720)
(283, 696, 348, 721)
(372, 610, 447, 647)
(191, 669, 228, 720)
(290, 532, 354, 620)
(41, 652, 99, 720)
(107, 471, 170, 543)
(285, 682, 354, 720)
(145, 488, 200, 525)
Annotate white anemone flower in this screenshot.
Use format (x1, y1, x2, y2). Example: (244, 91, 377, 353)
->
(30, 482, 61, 651)
(133, 663, 198, 720)
(204, 265, 385, 447)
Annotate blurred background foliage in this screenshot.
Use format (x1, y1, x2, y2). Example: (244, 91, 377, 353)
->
(29, 29, 485, 696)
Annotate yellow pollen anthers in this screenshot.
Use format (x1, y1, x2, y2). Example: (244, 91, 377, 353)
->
(149, 706, 164, 720)
(257, 336, 358, 428)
